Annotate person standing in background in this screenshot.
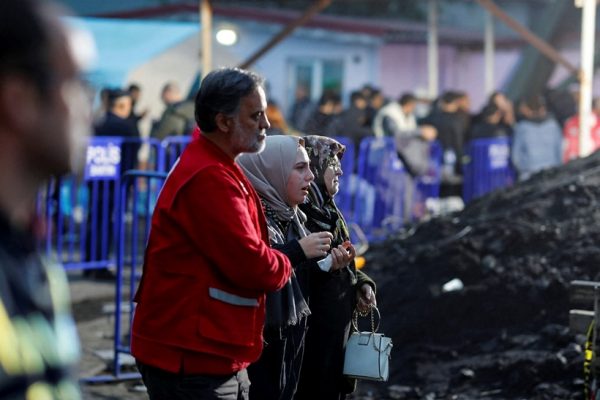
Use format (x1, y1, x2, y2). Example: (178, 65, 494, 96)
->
(512, 95, 563, 181)
(150, 81, 195, 139)
(127, 83, 148, 135)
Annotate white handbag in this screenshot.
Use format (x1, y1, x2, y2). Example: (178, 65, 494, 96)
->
(343, 307, 393, 382)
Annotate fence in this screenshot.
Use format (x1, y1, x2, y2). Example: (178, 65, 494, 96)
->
(162, 136, 192, 171)
(42, 137, 164, 273)
(353, 137, 397, 240)
(462, 137, 514, 203)
(350, 136, 442, 240)
(112, 170, 167, 381)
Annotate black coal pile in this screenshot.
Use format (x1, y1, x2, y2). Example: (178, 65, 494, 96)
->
(361, 152, 600, 399)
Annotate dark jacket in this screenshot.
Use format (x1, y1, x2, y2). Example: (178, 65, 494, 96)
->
(0, 212, 81, 398)
(327, 106, 373, 150)
(248, 205, 316, 400)
(94, 112, 138, 138)
(423, 110, 467, 175)
(304, 109, 337, 136)
(150, 100, 195, 140)
(296, 183, 375, 399)
(95, 112, 140, 173)
(468, 121, 511, 142)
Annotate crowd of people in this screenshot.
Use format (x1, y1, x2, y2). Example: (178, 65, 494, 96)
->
(278, 83, 586, 203)
(91, 66, 585, 209)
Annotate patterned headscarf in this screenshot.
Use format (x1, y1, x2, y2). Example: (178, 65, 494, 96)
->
(303, 135, 345, 187)
(300, 135, 350, 247)
(299, 136, 355, 285)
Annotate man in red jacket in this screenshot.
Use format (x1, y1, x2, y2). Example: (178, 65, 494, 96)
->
(131, 68, 293, 400)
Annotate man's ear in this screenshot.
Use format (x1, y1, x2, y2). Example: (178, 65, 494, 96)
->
(215, 113, 231, 133)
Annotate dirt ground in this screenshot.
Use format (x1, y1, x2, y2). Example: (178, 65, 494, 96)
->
(70, 273, 147, 399)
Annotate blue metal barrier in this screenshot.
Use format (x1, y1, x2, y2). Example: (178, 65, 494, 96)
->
(83, 170, 167, 382)
(113, 170, 167, 381)
(122, 137, 164, 172)
(353, 137, 403, 240)
(43, 174, 120, 271)
(415, 140, 442, 217)
(415, 140, 442, 199)
(332, 136, 355, 217)
(43, 137, 163, 271)
(162, 136, 192, 171)
(356, 137, 394, 184)
(375, 150, 406, 235)
(463, 137, 514, 203)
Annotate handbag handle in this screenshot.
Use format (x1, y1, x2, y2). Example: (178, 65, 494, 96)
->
(352, 306, 380, 333)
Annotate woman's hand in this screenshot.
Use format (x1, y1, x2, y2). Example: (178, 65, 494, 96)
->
(356, 283, 376, 313)
(298, 231, 333, 259)
(329, 243, 355, 271)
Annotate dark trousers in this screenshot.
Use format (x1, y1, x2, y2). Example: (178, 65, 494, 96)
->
(137, 362, 250, 400)
(247, 321, 307, 400)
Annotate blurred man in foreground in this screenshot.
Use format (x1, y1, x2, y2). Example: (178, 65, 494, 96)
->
(0, 0, 91, 397)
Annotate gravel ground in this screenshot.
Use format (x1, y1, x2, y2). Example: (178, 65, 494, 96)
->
(69, 274, 147, 399)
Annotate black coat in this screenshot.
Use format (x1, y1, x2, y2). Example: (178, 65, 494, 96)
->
(248, 208, 314, 400)
(94, 112, 139, 174)
(296, 186, 375, 400)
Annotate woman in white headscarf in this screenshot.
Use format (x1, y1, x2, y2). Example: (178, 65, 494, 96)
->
(238, 135, 354, 400)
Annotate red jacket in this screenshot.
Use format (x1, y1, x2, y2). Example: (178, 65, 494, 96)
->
(131, 134, 292, 375)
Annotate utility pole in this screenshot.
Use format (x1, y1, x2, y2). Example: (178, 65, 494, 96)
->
(577, 0, 597, 157)
(484, 10, 495, 96)
(200, 0, 212, 79)
(427, 0, 439, 99)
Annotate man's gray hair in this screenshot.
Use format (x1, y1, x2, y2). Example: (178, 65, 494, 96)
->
(194, 68, 265, 133)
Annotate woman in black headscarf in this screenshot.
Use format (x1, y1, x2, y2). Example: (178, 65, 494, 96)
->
(238, 135, 353, 400)
(296, 135, 377, 400)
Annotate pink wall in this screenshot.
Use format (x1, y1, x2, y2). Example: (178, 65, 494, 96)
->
(379, 43, 520, 112)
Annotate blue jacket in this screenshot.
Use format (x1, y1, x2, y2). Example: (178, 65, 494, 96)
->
(512, 117, 563, 180)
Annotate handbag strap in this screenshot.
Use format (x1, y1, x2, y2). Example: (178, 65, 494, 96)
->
(352, 306, 380, 333)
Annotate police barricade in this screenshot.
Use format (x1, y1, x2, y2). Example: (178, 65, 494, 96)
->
(376, 151, 406, 236)
(415, 140, 442, 217)
(162, 136, 192, 172)
(122, 137, 164, 172)
(462, 137, 514, 203)
(106, 170, 167, 382)
(331, 136, 355, 217)
(43, 137, 163, 272)
(43, 137, 123, 272)
(353, 137, 402, 240)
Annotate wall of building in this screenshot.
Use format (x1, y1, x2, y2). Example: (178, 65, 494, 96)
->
(215, 20, 381, 113)
(379, 43, 520, 112)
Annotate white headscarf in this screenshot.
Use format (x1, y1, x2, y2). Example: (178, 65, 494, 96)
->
(238, 135, 312, 328)
(237, 135, 305, 222)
